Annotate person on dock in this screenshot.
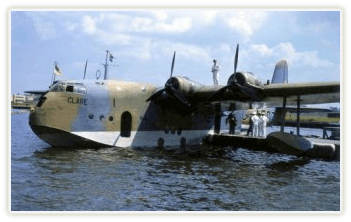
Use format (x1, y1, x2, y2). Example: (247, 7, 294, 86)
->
(246, 114, 254, 136)
(226, 112, 237, 135)
(258, 112, 263, 137)
(259, 112, 269, 138)
(247, 111, 259, 137)
(252, 112, 260, 137)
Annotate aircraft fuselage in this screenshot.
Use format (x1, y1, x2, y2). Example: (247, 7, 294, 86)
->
(29, 79, 216, 148)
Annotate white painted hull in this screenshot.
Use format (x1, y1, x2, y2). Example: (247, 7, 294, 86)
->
(30, 122, 215, 148)
(72, 130, 214, 148)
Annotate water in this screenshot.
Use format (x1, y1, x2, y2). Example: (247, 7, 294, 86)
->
(11, 112, 340, 211)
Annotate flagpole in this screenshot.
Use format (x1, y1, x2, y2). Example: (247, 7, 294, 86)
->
(51, 62, 56, 86)
(53, 61, 58, 84)
(53, 71, 56, 83)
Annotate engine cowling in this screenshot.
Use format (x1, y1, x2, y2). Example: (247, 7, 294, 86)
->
(146, 76, 202, 107)
(165, 76, 202, 94)
(227, 72, 264, 88)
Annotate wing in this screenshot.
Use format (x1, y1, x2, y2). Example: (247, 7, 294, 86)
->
(146, 75, 340, 111)
(146, 48, 339, 112)
(206, 81, 340, 110)
(260, 81, 340, 107)
(193, 81, 339, 106)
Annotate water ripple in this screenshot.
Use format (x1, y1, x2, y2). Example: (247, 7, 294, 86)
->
(11, 113, 340, 211)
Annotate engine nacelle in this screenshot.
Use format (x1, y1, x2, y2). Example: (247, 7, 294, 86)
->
(165, 76, 202, 94)
(227, 72, 264, 88)
(146, 76, 201, 107)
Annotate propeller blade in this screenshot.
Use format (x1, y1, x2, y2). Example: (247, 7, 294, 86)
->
(236, 85, 252, 99)
(233, 83, 261, 101)
(147, 52, 177, 102)
(207, 85, 229, 101)
(145, 89, 165, 102)
(234, 44, 239, 74)
(170, 51, 176, 77)
(146, 86, 191, 107)
(169, 87, 191, 107)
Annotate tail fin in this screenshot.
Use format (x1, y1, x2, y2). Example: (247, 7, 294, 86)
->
(271, 59, 288, 84)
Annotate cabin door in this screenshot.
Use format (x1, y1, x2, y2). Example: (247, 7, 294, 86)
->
(121, 111, 132, 137)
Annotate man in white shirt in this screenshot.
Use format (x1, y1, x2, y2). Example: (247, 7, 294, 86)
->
(211, 59, 220, 86)
(260, 113, 269, 138)
(251, 112, 260, 137)
(258, 113, 263, 137)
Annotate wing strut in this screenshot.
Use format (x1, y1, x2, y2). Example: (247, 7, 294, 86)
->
(280, 97, 287, 133)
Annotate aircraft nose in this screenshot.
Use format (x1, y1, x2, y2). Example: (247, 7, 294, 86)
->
(29, 107, 38, 127)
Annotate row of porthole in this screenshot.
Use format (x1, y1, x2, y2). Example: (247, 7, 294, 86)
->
(88, 114, 183, 136)
(164, 129, 182, 135)
(88, 114, 114, 122)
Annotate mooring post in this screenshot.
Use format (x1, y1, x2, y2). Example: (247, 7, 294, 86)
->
(297, 95, 301, 136)
(280, 97, 287, 132)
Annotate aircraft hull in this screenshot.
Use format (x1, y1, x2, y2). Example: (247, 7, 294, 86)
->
(29, 120, 215, 149)
(27, 80, 222, 149)
(29, 124, 106, 148)
(72, 130, 214, 148)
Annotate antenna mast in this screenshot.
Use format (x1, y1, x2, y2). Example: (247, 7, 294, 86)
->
(103, 50, 114, 80)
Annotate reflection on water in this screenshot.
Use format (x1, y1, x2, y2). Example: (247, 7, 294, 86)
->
(267, 158, 311, 173)
(11, 113, 340, 211)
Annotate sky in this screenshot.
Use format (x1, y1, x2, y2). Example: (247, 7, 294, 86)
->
(10, 10, 341, 108)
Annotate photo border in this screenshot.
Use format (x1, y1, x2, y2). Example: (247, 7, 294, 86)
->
(2, 1, 350, 220)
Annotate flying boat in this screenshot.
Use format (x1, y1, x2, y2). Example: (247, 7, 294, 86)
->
(27, 45, 340, 148)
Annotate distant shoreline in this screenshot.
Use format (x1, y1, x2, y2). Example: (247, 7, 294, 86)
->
(11, 110, 29, 115)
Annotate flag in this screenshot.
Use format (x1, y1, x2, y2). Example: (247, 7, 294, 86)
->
(109, 53, 114, 62)
(53, 62, 62, 75)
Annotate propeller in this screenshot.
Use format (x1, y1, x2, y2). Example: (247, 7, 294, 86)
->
(207, 44, 260, 101)
(231, 44, 262, 100)
(208, 44, 239, 100)
(146, 51, 191, 107)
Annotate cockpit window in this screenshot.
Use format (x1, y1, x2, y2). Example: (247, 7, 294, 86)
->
(66, 85, 74, 92)
(49, 82, 86, 95)
(74, 83, 86, 94)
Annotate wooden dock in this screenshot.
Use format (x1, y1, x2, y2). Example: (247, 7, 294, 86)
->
(204, 133, 270, 151)
(204, 132, 340, 160)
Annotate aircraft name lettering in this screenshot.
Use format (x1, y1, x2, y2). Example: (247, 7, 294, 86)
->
(67, 97, 87, 106)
